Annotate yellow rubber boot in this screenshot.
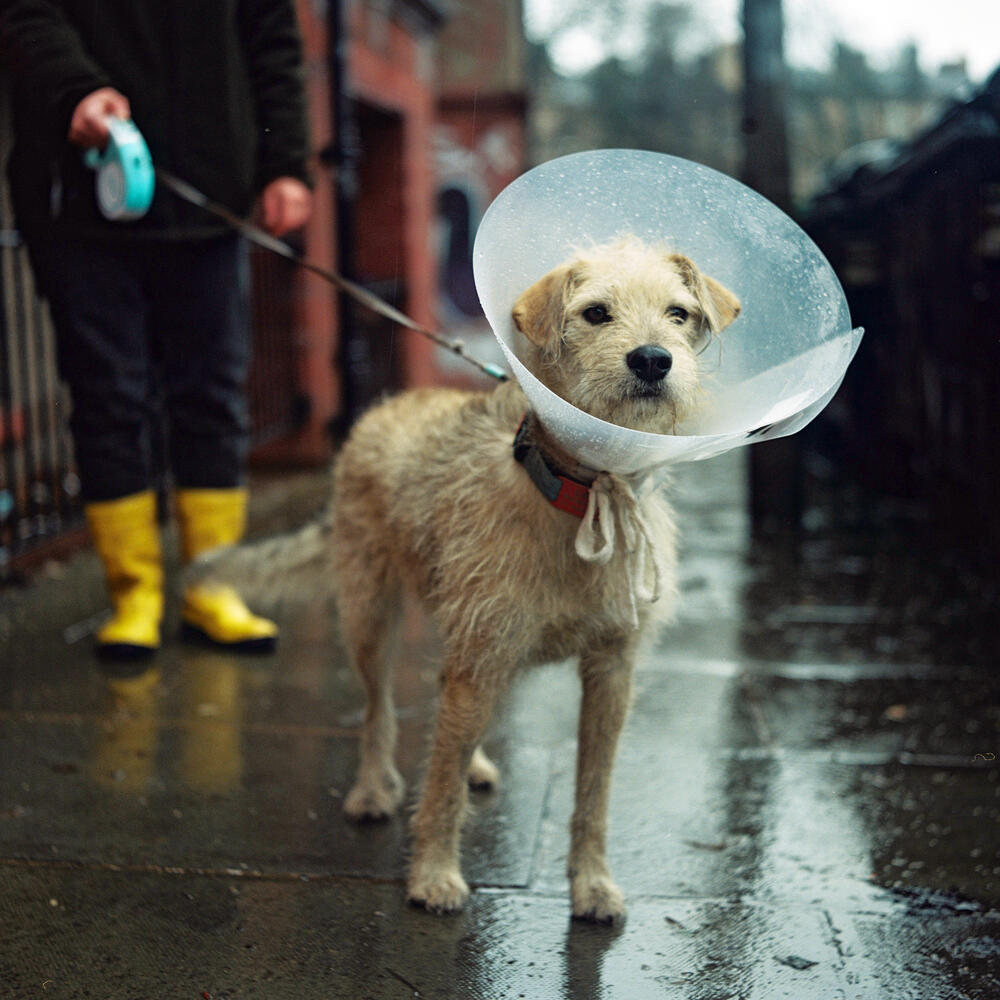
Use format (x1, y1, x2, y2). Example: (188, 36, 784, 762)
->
(175, 487, 277, 652)
(85, 490, 163, 661)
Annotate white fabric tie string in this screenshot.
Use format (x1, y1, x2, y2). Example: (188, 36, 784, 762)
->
(574, 472, 662, 627)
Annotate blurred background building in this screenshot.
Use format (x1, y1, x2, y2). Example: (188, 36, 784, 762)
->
(2, 0, 998, 576)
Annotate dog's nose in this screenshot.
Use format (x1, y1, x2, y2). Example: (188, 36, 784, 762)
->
(626, 345, 673, 383)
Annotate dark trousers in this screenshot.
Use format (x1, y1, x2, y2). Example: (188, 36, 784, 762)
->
(28, 233, 251, 502)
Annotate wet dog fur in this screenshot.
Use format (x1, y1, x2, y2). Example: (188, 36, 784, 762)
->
(328, 237, 741, 922)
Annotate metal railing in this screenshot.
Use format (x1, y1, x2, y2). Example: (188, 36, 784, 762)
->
(0, 234, 82, 578)
(0, 83, 82, 578)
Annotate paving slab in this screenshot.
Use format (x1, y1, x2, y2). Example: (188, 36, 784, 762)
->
(2, 451, 999, 998)
(0, 704, 551, 890)
(1, 864, 850, 1000)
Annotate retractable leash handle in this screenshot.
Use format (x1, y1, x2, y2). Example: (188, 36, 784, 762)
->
(83, 117, 155, 220)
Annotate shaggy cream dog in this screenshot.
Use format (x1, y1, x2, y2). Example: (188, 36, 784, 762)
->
(327, 236, 741, 922)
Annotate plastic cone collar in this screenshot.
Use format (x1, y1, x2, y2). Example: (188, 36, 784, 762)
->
(473, 150, 863, 478)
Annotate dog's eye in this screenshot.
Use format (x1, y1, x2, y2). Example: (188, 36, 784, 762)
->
(582, 304, 612, 325)
(666, 306, 689, 323)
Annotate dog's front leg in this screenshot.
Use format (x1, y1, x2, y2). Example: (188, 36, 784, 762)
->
(569, 640, 635, 924)
(408, 669, 498, 913)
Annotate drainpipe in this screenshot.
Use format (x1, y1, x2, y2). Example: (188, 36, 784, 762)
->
(327, 0, 368, 429)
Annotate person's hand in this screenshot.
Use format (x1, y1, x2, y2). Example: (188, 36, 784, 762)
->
(258, 177, 312, 237)
(68, 87, 131, 149)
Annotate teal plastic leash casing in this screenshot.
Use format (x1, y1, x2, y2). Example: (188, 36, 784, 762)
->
(83, 118, 155, 221)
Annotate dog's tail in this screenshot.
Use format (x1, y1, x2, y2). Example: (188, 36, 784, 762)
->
(184, 513, 334, 610)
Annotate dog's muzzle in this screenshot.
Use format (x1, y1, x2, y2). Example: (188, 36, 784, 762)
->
(626, 345, 672, 384)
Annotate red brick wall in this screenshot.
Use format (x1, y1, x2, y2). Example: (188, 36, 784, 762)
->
(252, 0, 528, 463)
(436, 0, 526, 98)
(349, 3, 440, 387)
(252, 0, 340, 464)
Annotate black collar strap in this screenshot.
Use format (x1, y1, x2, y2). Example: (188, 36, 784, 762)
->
(513, 415, 592, 519)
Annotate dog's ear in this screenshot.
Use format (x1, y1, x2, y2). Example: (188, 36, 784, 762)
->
(700, 274, 742, 333)
(512, 264, 575, 349)
(668, 254, 741, 333)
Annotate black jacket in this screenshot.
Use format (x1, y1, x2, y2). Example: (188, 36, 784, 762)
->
(1, 0, 311, 240)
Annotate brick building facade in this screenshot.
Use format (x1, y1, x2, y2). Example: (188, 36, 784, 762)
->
(252, 0, 527, 461)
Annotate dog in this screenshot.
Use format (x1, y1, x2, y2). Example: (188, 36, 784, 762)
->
(327, 236, 741, 922)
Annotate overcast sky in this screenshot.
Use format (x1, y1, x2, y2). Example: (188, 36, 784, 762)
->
(525, 0, 998, 83)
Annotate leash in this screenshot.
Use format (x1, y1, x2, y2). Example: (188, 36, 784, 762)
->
(157, 169, 509, 381)
(155, 168, 509, 382)
(83, 118, 508, 382)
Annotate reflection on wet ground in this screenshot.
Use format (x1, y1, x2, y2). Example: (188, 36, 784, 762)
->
(1, 455, 997, 998)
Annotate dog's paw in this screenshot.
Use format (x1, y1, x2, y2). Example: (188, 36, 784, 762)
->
(467, 746, 500, 791)
(571, 874, 627, 925)
(407, 864, 470, 914)
(343, 769, 405, 821)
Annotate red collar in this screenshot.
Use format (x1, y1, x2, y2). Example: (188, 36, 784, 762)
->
(513, 415, 592, 519)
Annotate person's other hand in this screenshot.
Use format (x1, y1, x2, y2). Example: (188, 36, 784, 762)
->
(68, 88, 131, 148)
(258, 177, 312, 237)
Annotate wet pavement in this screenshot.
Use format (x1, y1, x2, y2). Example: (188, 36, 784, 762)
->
(1, 452, 998, 999)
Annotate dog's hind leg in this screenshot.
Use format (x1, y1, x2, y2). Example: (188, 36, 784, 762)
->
(340, 568, 406, 822)
(408, 666, 502, 913)
(568, 639, 635, 925)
